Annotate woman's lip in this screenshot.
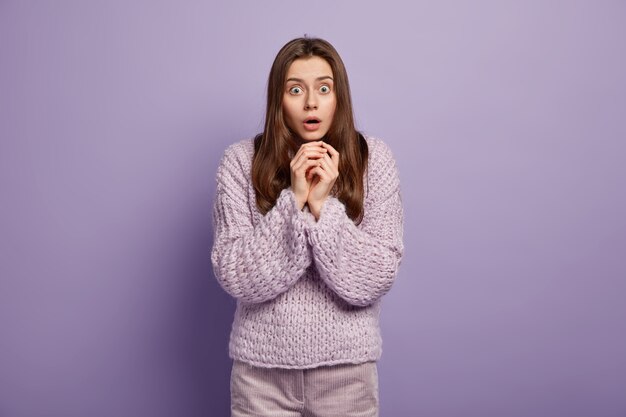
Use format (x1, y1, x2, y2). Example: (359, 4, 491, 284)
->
(303, 120, 321, 131)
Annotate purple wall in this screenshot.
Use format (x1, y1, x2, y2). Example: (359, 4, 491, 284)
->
(1, 1, 625, 416)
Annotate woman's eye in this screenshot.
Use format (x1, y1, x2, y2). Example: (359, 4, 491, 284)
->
(289, 86, 302, 94)
(320, 85, 330, 93)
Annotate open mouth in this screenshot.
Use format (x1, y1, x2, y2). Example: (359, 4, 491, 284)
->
(303, 117, 321, 131)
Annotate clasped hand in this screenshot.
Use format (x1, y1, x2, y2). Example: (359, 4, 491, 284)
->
(289, 141, 339, 220)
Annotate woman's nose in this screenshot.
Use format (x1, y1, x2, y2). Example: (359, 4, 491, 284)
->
(304, 94, 318, 110)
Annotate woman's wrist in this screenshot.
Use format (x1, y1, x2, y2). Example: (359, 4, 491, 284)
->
(308, 200, 323, 220)
(289, 187, 307, 210)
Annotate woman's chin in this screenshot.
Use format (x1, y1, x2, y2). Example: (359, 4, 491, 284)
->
(299, 131, 326, 142)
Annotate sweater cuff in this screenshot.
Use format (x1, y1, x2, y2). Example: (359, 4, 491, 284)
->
(307, 197, 345, 231)
(279, 188, 314, 239)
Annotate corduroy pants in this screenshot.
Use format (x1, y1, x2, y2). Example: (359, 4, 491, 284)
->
(230, 360, 379, 417)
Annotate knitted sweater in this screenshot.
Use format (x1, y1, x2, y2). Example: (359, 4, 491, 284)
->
(210, 135, 404, 369)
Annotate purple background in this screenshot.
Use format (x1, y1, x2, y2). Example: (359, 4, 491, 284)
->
(1, 1, 625, 416)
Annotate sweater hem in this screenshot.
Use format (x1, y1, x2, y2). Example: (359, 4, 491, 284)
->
(229, 354, 381, 370)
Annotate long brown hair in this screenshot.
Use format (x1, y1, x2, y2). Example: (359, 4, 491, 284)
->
(252, 37, 368, 224)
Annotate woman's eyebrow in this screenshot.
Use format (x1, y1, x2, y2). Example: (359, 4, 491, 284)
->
(286, 76, 334, 83)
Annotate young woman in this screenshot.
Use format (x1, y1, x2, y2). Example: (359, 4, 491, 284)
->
(211, 37, 404, 417)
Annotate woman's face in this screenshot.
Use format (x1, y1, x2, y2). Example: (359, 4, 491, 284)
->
(282, 56, 336, 142)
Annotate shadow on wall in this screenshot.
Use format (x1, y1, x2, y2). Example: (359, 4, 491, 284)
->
(204, 208, 236, 414)
(200, 274, 235, 414)
(174, 163, 236, 415)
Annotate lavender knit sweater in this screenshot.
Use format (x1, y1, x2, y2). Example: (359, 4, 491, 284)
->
(211, 135, 403, 369)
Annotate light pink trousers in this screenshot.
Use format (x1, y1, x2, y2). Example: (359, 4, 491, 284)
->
(230, 360, 379, 417)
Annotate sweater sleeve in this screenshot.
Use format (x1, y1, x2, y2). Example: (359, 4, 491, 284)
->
(210, 144, 312, 304)
(307, 139, 404, 307)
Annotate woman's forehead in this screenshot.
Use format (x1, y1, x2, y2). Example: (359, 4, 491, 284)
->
(286, 56, 333, 80)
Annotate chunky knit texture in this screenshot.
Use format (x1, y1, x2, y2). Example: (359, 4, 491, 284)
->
(211, 135, 403, 369)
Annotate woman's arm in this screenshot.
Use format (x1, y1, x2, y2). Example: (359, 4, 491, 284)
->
(211, 143, 312, 304)
(307, 139, 404, 307)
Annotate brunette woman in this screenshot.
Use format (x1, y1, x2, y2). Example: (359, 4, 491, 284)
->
(211, 36, 403, 417)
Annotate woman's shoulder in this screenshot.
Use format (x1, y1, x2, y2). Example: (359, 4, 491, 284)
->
(222, 137, 255, 163)
(216, 137, 256, 185)
(360, 134, 400, 202)
(361, 134, 398, 170)
(219, 137, 256, 168)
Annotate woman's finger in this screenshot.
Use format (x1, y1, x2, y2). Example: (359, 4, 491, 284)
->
(291, 148, 327, 167)
(291, 148, 325, 167)
(294, 142, 326, 158)
(307, 166, 329, 182)
(320, 142, 339, 161)
(293, 157, 321, 176)
(318, 153, 338, 177)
